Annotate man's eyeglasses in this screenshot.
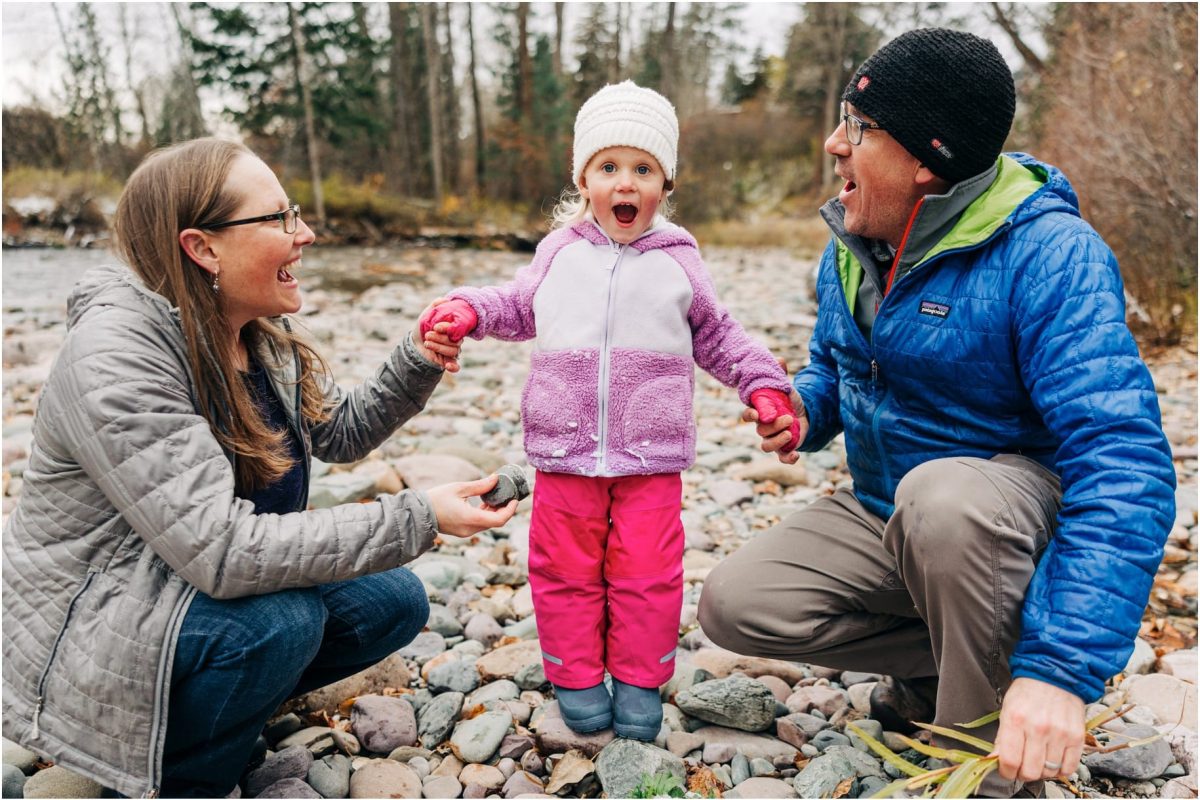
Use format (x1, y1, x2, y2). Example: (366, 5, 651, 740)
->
(202, 203, 301, 234)
(840, 103, 883, 146)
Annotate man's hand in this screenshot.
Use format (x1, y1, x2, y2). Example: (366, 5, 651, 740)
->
(992, 677, 1085, 783)
(426, 475, 518, 537)
(743, 389, 807, 464)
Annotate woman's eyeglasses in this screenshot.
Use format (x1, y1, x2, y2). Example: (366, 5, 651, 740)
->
(202, 203, 301, 234)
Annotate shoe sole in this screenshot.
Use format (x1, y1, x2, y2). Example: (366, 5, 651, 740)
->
(613, 721, 659, 741)
(561, 712, 613, 734)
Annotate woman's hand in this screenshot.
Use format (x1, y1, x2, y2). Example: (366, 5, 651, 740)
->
(425, 474, 519, 537)
(413, 298, 464, 373)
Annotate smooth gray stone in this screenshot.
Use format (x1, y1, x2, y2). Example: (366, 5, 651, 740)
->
(594, 738, 686, 799)
(426, 604, 465, 637)
(2, 764, 26, 799)
(418, 691, 465, 750)
(263, 714, 304, 746)
(466, 680, 520, 707)
(514, 663, 547, 691)
(731, 753, 751, 785)
(750, 757, 777, 778)
(1084, 724, 1174, 779)
(396, 631, 447, 665)
(463, 614, 505, 648)
(723, 777, 797, 798)
(428, 659, 480, 694)
(307, 754, 351, 799)
(811, 729, 851, 752)
(792, 746, 883, 799)
(846, 719, 883, 753)
(449, 711, 512, 763)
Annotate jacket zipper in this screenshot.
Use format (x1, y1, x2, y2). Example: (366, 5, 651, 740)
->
(31, 569, 100, 739)
(595, 242, 625, 473)
(145, 583, 197, 798)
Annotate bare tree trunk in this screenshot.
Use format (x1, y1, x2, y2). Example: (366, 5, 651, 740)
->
(388, 3, 415, 195)
(289, 2, 325, 224)
(517, 3, 533, 122)
(467, 3, 485, 191)
(117, 5, 151, 147)
(612, 3, 622, 80)
(662, 2, 676, 99)
(821, 6, 848, 188)
(420, 2, 445, 204)
(553, 2, 564, 77)
(169, 4, 207, 137)
(441, 3, 461, 193)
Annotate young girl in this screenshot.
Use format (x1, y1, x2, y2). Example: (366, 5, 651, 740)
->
(420, 81, 800, 740)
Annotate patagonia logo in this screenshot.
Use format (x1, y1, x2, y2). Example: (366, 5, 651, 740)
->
(857, 75, 870, 91)
(931, 138, 954, 159)
(920, 300, 951, 318)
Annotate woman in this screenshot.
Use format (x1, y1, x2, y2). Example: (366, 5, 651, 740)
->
(1, 138, 516, 798)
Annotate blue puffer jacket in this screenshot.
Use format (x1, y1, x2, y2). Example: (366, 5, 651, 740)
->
(795, 153, 1176, 702)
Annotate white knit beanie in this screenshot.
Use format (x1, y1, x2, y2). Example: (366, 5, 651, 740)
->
(571, 80, 679, 187)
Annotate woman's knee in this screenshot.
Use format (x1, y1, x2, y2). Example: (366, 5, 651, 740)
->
(322, 567, 430, 653)
(185, 588, 327, 679)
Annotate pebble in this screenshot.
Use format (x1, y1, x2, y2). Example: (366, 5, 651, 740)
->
(307, 753, 351, 799)
(3, 764, 26, 799)
(422, 774, 462, 798)
(21, 766, 102, 799)
(428, 657, 481, 694)
(244, 745, 314, 796)
(351, 695, 418, 753)
(1083, 724, 1174, 779)
(1, 740, 38, 774)
(349, 759, 422, 798)
(675, 674, 777, 732)
(450, 710, 513, 763)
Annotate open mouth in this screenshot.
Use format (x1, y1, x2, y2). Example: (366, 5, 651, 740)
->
(613, 204, 638, 225)
(277, 260, 299, 283)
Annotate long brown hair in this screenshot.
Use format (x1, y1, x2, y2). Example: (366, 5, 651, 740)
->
(113, 137, 330, 492)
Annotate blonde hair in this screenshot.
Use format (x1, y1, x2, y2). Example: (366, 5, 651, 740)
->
(113, 137, 330, 493)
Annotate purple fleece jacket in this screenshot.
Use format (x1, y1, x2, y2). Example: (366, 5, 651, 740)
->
(449, 218, 789, 476)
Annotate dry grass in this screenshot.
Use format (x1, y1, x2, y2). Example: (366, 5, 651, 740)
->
(691, 212, 831, 255)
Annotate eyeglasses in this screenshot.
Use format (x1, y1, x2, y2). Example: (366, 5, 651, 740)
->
(840, 103, 883, 146)
(202, 203, 301, 234)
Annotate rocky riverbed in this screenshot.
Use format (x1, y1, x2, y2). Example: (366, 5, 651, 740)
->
(2, 245, 1196, 799)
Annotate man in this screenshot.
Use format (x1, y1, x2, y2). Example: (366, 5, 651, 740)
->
(697, 27, 1176, 796)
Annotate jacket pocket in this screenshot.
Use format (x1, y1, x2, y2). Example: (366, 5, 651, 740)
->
(617, 374, 695, 467)
(521, 350, 596, 459)
(31, 569, 99, 739)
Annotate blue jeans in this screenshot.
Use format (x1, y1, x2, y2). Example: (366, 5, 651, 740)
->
(160, 567, 429, 797)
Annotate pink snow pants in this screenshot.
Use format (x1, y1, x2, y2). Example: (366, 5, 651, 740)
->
(529, 470, 685, 690)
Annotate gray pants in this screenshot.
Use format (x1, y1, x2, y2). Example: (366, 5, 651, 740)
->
(698, 455, 1061, 792)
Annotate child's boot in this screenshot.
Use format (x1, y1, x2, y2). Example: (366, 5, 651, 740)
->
(612, 677, 663, 740)
(553, 683, 612, 733)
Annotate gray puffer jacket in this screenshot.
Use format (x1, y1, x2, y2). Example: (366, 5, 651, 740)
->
(3, 265, 446, 797)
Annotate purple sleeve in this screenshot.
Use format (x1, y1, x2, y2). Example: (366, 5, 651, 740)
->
(668, 244, 791, 404)
(447, 227, 580, 342)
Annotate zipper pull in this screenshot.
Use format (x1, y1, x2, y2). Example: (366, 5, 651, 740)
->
(871, 359, 879, 384)
(31, 696, 43, 739)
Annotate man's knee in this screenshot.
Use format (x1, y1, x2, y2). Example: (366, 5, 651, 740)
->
(890, 458, 1000, 553)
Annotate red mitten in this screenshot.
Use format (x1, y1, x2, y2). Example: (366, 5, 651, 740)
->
(419, 299, 478, 342)
(750, 388, 801, 454)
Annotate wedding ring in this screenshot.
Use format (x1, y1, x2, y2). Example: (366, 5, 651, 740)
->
(1044, 760, 1062, 771)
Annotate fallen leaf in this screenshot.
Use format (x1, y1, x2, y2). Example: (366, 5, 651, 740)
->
(545, 749, 595, 794)
(685, 765, 724, 798)
(832, 776, 855, 798)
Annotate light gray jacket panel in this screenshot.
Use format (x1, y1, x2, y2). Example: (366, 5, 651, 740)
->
(531, 237, 695, 359)
(2, 265, 444, 797)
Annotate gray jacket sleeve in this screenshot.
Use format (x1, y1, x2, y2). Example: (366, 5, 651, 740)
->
(43, 313, 440, 599)
(309, 333, 444, 463)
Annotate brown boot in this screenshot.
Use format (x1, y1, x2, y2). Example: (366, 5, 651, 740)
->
(868, 675, 938, 734)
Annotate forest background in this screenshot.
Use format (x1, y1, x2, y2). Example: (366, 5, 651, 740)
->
(1, 2, 1196, 344)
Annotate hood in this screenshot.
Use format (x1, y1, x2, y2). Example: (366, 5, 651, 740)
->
(66, 264, 180, 332)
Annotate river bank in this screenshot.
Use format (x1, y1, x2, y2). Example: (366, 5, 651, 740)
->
(2, 246, 1195, 799)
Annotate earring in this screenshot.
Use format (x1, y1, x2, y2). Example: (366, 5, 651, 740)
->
(212, 273, 220, 293)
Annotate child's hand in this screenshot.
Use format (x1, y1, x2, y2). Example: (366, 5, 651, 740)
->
(747, 388, 806, 462)
(413, 298, 477, 372)
(419, 298, 478, 341)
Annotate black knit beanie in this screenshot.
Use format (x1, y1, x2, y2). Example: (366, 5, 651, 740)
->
(842, 28, 1015, 184)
